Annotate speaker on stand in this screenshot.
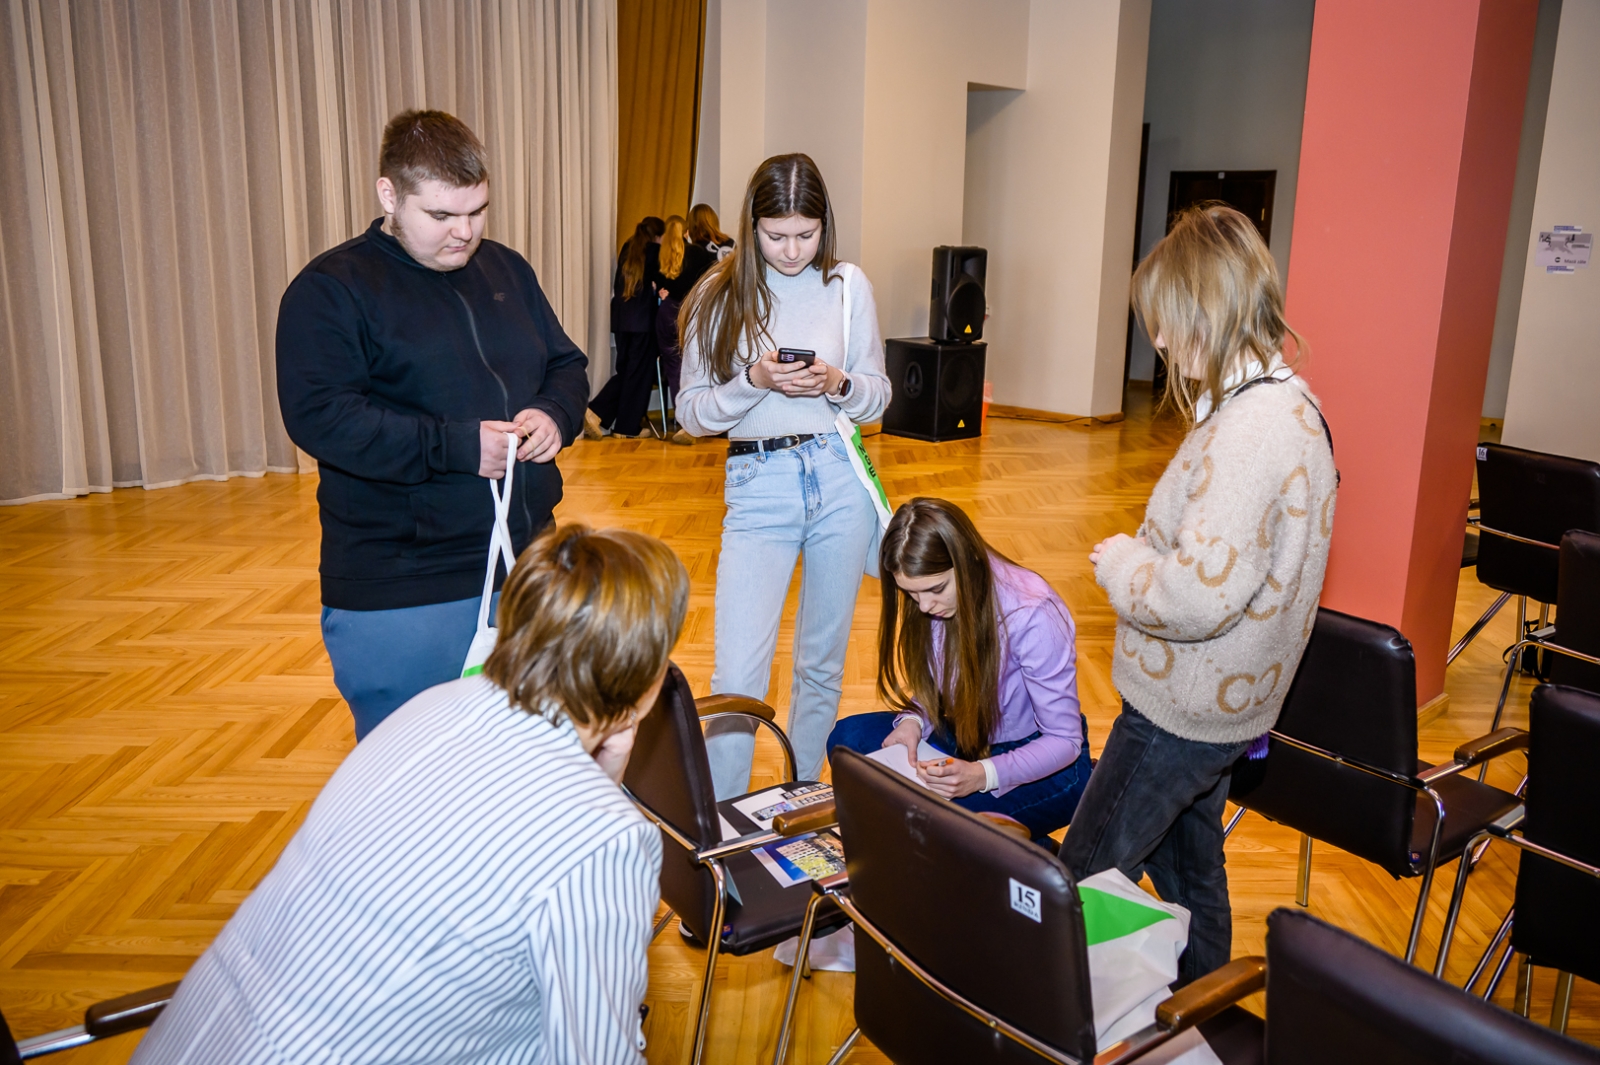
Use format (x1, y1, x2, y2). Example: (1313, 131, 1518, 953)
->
(882, 246, 988, 442)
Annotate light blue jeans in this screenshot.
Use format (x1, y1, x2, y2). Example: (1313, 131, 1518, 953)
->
(321, 593, 498, 741)
(707, 433, 878, 798)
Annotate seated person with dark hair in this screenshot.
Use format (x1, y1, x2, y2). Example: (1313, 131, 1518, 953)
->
(828, 497, 1092, 845)
(132, 525, 689, 1065)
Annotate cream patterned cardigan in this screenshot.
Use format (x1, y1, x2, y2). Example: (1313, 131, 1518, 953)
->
(1094, 377, 1338, 744)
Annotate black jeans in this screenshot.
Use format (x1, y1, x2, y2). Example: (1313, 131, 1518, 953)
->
(1059, 702, 1249, 985)
(589, 330, 658, 435)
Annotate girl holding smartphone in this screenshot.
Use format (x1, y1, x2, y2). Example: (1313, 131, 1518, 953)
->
(676, 154, 891, 798)
(828, 498, 1091, 844)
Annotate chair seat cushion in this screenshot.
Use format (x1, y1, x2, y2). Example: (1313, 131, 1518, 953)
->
(1410, 764, 1521, 872)
(1197, 1005, 1265, 1065)
(714, 789, 848, 955)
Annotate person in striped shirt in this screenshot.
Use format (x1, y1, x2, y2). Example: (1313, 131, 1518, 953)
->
(132, 524, 686, 1064)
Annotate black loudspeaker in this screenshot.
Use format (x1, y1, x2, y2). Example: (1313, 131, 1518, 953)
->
(882, 338, 986, 442)
(930, 246, 987, 342)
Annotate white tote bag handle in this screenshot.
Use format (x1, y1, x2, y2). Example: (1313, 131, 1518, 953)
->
(831, 264, 892, 529)
(461, 432, 518, 678)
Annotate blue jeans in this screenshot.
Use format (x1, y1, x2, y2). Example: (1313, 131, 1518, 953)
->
(320, 593, 498, 740)
(1058, 702, 1250, 985)
(705, 434, 878, 798)
(827, 712, 1092, 843)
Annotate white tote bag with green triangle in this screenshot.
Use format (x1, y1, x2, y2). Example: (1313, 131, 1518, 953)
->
(830, 262, 892, 578)
(460, 432, 519, 678)
(1078, 867, 1220, 1063)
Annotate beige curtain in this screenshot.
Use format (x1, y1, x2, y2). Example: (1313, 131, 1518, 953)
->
(0, 0, 617, 505)
(615, 0, 703, 243)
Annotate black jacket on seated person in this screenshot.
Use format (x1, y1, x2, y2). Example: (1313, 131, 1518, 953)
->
(276, 218, 589, 612)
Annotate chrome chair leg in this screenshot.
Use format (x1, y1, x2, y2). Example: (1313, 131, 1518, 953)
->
(1295, 833, 1313, 907)
(1484, 939, 1516, 1001)
(1222, 804, 1247, 839)
(1552, 971, 1574, 1034)
(1464, 907, 1513, 993)
(650, 906, 677, 942)
(689, 868, 728, 1065)
(1446, 590, 1511, 666)
(1514, 954, 1534, 1017)
(772, 894, 826, 1065)
(824, 1027, 860, 1065)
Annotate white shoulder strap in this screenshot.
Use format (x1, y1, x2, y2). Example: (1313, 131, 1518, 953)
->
(836, 262, 855, 372)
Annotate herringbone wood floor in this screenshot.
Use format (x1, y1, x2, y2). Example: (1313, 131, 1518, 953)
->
(1, 392, 1593, 1062)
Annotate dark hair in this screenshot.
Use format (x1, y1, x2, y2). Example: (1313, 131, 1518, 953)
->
(621, 216, 665, 300)
(379, 109, 490, 200)
(679, 154, 838, 384)
(689, 203, 730, 246)
(484, 524, 688, 732)
(878, 498, 1014, 759)
(1132, 203, 1305, 424)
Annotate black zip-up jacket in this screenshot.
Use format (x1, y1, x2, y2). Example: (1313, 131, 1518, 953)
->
(276, 219, 589, 611)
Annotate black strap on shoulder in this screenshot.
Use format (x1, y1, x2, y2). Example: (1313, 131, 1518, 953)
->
(1229, 375, 1339, 486)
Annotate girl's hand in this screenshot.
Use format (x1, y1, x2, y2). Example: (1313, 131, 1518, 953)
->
(882, 718, 924, 768)
(917, 756, 986, 799)
(1089, 533, 1143, 566)
(746, 350, 812, 391)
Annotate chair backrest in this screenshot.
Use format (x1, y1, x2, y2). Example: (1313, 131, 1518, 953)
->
(1264, 908, 1600, 1064)
(1476, 443, 1600, 604)
(1228, 608, 1421, 876)
(831, 748, 1097, 1064)
(1513, 684, 1600, 986)
(621, 664, 722, 941)
(1550, 531, 1600, 692)
(0, 1008, 20, 1065)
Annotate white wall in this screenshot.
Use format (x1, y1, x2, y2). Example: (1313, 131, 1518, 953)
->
(1483, 0, 1563, 420)
(963, 0, 1151, 417)
(1502, 0, 1600, 462)
(1127, 0, 1315, 381)
(690, 0, 722, 211)
(693, 0, 1148, 418)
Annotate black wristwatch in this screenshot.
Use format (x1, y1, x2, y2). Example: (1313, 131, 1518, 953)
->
(833, 374, 852, 399)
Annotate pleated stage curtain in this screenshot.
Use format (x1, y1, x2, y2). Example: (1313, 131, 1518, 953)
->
(0, 0, 617, 504)
(615, 0, 704, 245)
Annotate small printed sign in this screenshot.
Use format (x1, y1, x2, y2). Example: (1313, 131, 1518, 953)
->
(1009, 877, 1042, 923)
(1536, 227, 1591, 273)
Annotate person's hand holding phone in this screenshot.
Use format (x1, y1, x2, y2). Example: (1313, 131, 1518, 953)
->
(748, 349, 811, 392)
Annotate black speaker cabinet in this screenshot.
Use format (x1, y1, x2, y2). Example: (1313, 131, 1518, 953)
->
(930, 246, 987, 342)
(882, 338, 986, 442)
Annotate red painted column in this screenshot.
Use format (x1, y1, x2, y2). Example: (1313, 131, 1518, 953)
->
(1286, 0, 1539, 707)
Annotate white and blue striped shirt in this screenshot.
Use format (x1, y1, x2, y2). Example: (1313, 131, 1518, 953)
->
(132, 676, 661, 1064)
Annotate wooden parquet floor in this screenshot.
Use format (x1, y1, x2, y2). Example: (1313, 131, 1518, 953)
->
(1, 391, 1594, 1062)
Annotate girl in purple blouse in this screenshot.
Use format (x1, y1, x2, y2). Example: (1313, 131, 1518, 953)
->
(827, 497, 1091, 844)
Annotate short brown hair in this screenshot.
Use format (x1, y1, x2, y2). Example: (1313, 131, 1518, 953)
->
(1132, 203, 1305, 424)
(483, 525, 689, 731)
(378, 109, 490, 200)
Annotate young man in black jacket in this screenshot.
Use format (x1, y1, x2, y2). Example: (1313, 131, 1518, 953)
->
(276, 110, 589, 739)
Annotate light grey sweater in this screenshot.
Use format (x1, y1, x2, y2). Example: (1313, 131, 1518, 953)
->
(1094, 376, 1337, 744)
(676, 263, 890, 439)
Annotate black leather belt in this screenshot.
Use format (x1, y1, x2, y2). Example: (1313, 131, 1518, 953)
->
(728, 434, 816, 456)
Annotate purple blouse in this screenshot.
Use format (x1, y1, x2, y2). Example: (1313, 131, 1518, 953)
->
(894, 557, 1083, 796)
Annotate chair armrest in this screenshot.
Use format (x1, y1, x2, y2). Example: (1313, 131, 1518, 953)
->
(773, 799, 836, 837)
(84, 981, 181, 1038)
(1453, 727, 1529, 768)
(975, 811, 1033, 844)
(1154, 957, 1265, 1030)
(697, 693, 776, 722)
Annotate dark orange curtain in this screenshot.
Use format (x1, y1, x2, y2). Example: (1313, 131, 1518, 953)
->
(615, 0, 705, 247)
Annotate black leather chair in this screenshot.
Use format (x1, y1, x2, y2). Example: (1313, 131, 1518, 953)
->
(621, 665, 848, 1065)
(1489, 531, 1600, 733)
(1437, 684, 1600, 1034)
(1210, 908, 1600, 1064)
(1226, 608, 1524, 964)
(3, 983, 175, 1059)
(1451, 444, 1600, 668)
(778, 748, 1268, 1065)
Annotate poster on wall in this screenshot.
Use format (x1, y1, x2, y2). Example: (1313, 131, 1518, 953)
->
(1536, 225, 1592, 273)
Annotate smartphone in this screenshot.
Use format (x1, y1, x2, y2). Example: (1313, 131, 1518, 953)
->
(776, 348, 817, 367)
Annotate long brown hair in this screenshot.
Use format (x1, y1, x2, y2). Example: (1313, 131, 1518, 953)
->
(659, 215, 688, 280)
(620, 216, 664, 300)
(689, 202, 730, 245)
(1132, 203, 1306, 424)
(680, 154, 839, 384)
(878, 498, 1012, 759)
(484, 524, 688, 731)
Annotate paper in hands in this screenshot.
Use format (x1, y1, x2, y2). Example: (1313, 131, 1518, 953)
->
(865, 740, 944, 789)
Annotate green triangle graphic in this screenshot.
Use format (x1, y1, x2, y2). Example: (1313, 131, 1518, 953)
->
(1080, 886, 1170, 945)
